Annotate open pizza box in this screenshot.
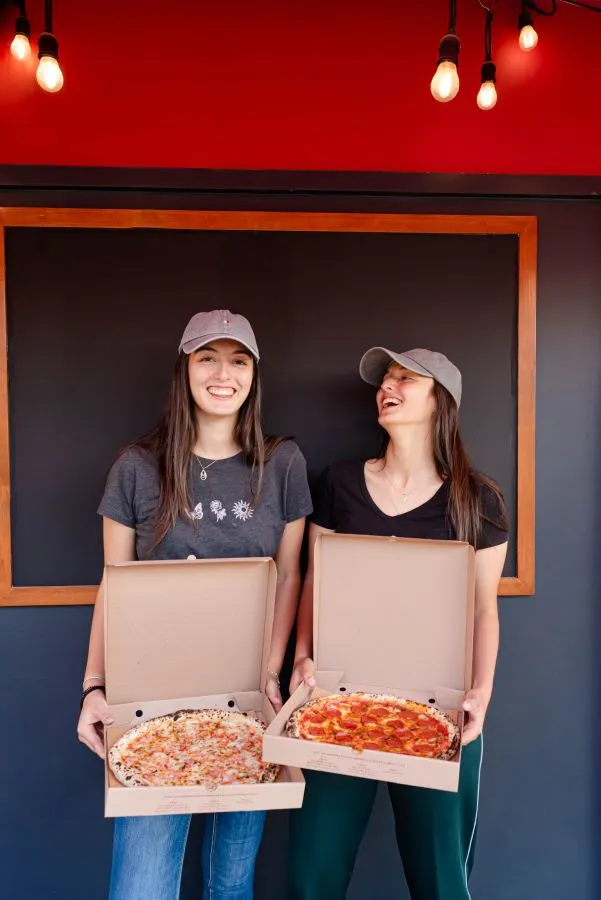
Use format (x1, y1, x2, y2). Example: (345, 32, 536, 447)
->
(103, 557, 304, 817)
(264, 533, 475, 793)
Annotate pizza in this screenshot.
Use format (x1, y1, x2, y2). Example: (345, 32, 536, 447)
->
(286, 692, 459, 760)
(108, 708, 279, 787)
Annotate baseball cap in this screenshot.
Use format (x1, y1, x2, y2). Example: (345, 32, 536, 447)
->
(359, 347, 462, 407)
(178, 309, 260, 360)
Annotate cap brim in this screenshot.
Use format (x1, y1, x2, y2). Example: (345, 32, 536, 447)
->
(359, 347, 431, 386)
(180, 333, 260, 360)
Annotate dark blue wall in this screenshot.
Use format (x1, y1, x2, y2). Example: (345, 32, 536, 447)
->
(1, 185, 599, 900)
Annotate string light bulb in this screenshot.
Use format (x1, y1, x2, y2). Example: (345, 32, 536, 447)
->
(10, 6, 31, 61)
(518, 5, 539, 51)
(477, 10, 497, 111)
(477, 62, 498, 109)
(36, 1, 64, 93)
(431, 1, 460, 103)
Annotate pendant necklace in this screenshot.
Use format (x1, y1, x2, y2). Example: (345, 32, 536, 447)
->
(194, 455, 220, 482)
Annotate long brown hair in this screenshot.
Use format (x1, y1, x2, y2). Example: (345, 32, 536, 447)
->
(378, 381, 507, 546)
(133, 352, 286, 546)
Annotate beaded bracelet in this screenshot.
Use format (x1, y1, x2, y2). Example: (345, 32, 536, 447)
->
(80, 683, 105, 710)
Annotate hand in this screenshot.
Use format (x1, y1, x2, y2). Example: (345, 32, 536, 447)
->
(289, 657, 316, 694)
(461, 689, 489, 745)
(265, 673, 283, 712)
(77, 690, 114, 759)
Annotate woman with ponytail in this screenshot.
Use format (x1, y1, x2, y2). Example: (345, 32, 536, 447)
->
(288, 347, 508, 900)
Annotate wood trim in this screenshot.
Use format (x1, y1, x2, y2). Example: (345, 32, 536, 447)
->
(1, 208, 532, 235)
(0, 586, 98, 607)
(515, 219, 537, 596)
(0, 208, 536, 604)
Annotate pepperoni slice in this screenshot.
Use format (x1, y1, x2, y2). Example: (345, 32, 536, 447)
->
(361, 715, 380, 726)
(388, 719, 408, 730)
(334, 732, 354, 742)
(305, 712, 327, 724)
(386, 735, 405, 748)
(341, 720, 359, 731)
(361, 741, 383, 751)
(302, 725, 325, 738)
(370, 705, 394, 717)
(412, 743, 436, 756)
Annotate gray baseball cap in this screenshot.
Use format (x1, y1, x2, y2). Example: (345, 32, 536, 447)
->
(178, 309, 260, 360)
(359, 347, 462, 407)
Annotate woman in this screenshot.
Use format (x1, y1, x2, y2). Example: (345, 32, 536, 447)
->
(289, 346, 508, 900)
(77, 309, 312, 900)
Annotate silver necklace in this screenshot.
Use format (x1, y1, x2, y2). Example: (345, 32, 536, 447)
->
(382, 467, 414, 513)
(194, 455, 220, 482)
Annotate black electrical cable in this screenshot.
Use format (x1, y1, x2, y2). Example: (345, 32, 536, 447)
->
(559, 0, 601, 11)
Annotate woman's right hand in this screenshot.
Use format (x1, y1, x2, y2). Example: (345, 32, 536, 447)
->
(77, 690, 114, 759)
(289, 657, 317, 694)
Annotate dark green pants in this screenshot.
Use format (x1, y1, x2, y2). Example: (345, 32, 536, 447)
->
(288, 736, 483, 900)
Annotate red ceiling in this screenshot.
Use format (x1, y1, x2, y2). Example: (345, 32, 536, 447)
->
(0, 0, 600, 175)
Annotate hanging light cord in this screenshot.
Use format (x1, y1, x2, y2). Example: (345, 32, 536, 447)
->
(484, 10, 493, 61)
(528, 0, 601, 12)
(559, 0, 601, 10)
(44, 0, 53, 33)
(448, 0, 458, 33)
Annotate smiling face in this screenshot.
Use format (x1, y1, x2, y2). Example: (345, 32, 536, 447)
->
(376, 363, 437, 430)
(187, 338, 254, 419)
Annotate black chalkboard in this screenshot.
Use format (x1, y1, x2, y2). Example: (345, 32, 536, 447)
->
(6, 226, 517, 586)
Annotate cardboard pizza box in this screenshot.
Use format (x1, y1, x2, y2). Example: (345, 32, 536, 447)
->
(103, 557, 304, 817)
(264, 533, 475, 792)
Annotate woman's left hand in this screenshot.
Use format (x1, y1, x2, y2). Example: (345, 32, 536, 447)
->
(461, 689, 489, 745)
(265, 673, 283, 712)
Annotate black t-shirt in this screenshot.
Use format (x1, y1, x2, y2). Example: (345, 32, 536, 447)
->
(312, 460, 508, 551)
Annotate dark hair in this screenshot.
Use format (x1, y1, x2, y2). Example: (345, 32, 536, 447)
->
(378, 381, 508, 547)
(132, 352, 285, 546)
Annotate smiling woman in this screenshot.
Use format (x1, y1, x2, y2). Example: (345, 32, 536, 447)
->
(76, 308, 313, 900)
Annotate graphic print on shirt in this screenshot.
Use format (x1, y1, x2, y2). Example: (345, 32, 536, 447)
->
(189, 499, 255, 524)
(210, 500, 227, 522)
(232, 500, 254, 522)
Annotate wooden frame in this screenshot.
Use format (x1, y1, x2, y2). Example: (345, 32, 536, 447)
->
(0, 208, 536, 604)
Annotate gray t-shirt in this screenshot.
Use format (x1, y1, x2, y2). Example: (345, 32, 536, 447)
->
(98, 440, 313, 561)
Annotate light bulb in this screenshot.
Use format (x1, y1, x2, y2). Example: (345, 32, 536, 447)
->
(36, 55, 64, 93)
(519, 24, 538, 51)
(477, 81, 497, 110)
(10, 33, 31, 61)
(431, 61, 460, 103)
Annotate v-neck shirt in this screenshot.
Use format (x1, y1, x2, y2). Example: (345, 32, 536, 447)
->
(311, 460, 507, 550)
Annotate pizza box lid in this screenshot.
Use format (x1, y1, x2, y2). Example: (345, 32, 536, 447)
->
(104, 557, 277, 706)
(313, 533, 475, 693)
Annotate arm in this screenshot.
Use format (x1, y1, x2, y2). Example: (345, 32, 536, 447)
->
(264, 517, 306, 711)
(461, 541, 508, 745)
(289, 522, 333, 693)
(76, 519, 136, 758)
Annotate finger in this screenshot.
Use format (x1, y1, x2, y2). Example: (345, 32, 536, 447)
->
(79, 728, 106, 759)
(304, 674, 316, 687)
(461, 724, 480, 746)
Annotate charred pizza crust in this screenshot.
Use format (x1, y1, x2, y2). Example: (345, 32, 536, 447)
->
(286, 692, 459, 760)
(109, 707, 279, 788)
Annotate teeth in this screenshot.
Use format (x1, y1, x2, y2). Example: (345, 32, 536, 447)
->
(208, 387, 235, 397)
(382, 398, 400, 408)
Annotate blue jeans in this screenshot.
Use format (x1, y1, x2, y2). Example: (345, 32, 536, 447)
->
(109, 811, 266, 900)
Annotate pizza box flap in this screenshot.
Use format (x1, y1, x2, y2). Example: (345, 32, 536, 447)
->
(104, 557, 276, 706)
(313, 534, 475, 692)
